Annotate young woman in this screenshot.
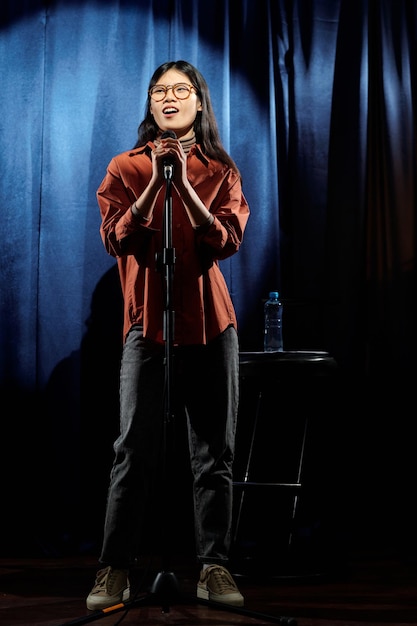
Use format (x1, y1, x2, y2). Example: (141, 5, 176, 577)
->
(87, 60, 250, 610)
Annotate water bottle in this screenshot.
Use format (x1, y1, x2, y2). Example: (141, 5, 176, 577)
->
(264, 291, 283, 352)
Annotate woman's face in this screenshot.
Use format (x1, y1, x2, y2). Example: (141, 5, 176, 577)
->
(149, 69, 202, 139)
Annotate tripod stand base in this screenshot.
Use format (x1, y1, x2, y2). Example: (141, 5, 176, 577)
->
(149, 570, 180, 612)
(131, 568, 298, 625)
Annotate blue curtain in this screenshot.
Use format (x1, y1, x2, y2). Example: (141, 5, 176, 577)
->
(2, 0, 415, 392)
(1, 0, 416, 553)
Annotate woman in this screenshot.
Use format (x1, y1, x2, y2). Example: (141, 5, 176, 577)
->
(87, 60, 250, 610)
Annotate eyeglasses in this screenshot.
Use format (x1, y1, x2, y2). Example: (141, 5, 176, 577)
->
(149, 83, 196, 102)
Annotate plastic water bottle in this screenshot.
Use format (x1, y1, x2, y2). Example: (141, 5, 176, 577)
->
(264, 291, 283, 352)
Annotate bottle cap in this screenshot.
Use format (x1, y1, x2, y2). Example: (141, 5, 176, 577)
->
(269, 291, 279, 299)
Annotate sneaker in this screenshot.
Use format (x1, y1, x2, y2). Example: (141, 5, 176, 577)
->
(86, 566, 130, 610)
(197, 564, 244, 607)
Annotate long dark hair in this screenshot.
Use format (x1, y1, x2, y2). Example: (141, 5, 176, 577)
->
(134, 60, 239, 173)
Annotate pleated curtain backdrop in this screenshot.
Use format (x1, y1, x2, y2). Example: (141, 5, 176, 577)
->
(1, 0, 415, 387)
(1, 0, 416, 560)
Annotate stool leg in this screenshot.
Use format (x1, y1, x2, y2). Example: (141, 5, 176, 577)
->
(288, 415, 309, 549)
(233, 389, 263, 544)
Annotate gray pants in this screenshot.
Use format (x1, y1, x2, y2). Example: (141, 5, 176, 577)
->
(99, 324, 239, 569)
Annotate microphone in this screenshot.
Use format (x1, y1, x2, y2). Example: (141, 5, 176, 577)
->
(160, 130, 177, 180)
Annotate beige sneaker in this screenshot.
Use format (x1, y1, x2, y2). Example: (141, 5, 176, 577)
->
(197, 565, 244, 607)
(86, 566, 130, 610)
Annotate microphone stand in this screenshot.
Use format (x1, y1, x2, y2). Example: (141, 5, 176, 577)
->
(61, 164, 297, 626)
(146, 162, 180, 610)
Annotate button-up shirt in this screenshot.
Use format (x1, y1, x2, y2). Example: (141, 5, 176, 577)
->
(97, 142, 250, 345)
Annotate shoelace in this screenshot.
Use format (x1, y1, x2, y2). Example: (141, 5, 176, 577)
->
(94, 568, 120, 593)
(92, 569, 108, 593)
(209, 567, 236, 592)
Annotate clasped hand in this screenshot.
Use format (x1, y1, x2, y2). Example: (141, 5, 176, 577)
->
(153, 136, 186, 184)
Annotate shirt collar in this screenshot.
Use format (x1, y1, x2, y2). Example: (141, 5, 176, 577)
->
(129, 141, 209, 167)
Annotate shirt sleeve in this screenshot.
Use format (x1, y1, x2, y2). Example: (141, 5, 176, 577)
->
(195, 168, 250, 261)
(97, 153, 157, 258)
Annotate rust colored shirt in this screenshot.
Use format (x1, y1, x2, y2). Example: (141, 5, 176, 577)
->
(97, 142, 250, 345)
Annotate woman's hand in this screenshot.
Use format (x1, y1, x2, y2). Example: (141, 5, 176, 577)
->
(153, 135, 187, 184)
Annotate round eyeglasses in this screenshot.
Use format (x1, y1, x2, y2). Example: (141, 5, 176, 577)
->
(149, 83, 196, 102)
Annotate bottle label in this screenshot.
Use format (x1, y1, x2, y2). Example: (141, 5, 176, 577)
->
(264, 300, 283, 351)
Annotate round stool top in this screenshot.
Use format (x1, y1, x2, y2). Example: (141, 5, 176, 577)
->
(239, 351, 338, 378)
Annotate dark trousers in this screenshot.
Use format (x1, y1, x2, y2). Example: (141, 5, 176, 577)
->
(100, 324, 239, 568)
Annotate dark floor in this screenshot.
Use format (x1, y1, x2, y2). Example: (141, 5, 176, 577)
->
(1, 548, 417, 626)
(2, 380, 417, 625)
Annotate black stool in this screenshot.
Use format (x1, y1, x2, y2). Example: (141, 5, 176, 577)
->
(232, 350, 338, 577)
